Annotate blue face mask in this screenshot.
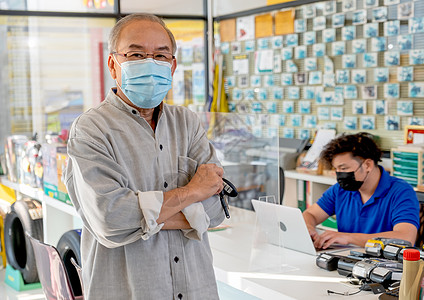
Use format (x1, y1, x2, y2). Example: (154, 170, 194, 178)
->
(115, 57, 173, 109)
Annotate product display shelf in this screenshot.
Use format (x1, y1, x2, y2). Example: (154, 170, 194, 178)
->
(284, 170, 336, 185)
(0, 176, 81, 246)
(391, 149, 424, 188)
(283, 170, 336, 208)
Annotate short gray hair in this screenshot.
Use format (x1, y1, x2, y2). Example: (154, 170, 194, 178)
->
(108, 13, 177, 55)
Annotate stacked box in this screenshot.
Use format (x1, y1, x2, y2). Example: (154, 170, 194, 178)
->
(42, 144, 71, 205)
(391, 149, 424, 187)
(4, 135, 28, 182)
(56, 147, 70, 205)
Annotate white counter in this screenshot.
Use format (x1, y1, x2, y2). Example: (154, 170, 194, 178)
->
(209, 207, 378, 300)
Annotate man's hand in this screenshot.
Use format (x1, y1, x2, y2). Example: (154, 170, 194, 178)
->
(313, 230, 350, 249)
(158, 164, 223, 226)
(307, 224, 319, 242)
(313, 223, 418, 249)
(303, 203, 330, 242)
(185, 164, 224, 203)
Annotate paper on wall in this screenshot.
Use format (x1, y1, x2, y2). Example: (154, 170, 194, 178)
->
(233, 55, 249, 75)
(255, 13, 273, 38)
(302, 129, 336, 168)
(192, 63, 205, 105)
(172, 66, 185, 105)
(237, 16, 255, 41)
(220, 19, 236, 42)
(275, 9, 295, 35)
(255, 50, 274, 74)
(413, 133, 424, 144)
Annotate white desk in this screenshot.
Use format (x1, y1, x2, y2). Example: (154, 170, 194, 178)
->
(209, 207, 378, 300)
(284, 170, 337, 186)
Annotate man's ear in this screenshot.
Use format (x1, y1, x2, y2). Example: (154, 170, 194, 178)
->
(365, 158, 374, 171)
(171, 58, 177, 76)
(107, 55, 117, 79)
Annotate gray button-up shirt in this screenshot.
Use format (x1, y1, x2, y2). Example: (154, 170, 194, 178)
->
(65, 89, 224, 300)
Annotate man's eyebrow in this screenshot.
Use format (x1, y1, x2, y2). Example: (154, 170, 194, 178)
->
(333, 163, 346, 169)
(126, 44, 172, 52)
(127, 44, 144, 50)
(156, 45, 172, 52)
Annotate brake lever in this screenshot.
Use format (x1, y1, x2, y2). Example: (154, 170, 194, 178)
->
(219, 178, 238, 219)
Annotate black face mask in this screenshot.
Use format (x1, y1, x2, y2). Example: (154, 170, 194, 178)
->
(336, 162, 366, 191)
(336, 171, 364, 191)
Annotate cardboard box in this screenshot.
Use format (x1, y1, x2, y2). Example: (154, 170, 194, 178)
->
(42, 144, 71, 205)
(56, 147, 71, 205)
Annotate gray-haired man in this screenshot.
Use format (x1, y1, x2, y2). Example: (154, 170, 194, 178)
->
(65, 13, 225, 299)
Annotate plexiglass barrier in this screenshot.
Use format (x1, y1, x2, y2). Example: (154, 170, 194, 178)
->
(197, 112, 281, 210)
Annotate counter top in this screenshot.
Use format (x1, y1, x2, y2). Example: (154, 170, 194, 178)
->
(209, 206, 378, 300)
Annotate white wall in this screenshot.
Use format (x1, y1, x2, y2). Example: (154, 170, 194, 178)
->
(26, 0, 114, 12)
(120, 0, 270, 18)
(24, 0, 274, 18)
(121, 0, 204, 16)
(212, 0, 268, 17)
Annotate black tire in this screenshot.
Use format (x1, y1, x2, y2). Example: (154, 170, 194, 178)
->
(57, 229, 82, 297)
(4, 199, 43, 284)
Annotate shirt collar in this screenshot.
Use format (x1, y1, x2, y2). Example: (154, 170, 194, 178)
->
(106, 88, 164, 116)
(370, 165, 391, 200)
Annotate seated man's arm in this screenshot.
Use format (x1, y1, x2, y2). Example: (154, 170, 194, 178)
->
(303, 203, 331, 241)
(313, 222, 417, 249)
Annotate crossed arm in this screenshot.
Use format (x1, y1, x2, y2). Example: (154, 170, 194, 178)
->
(158, 164, 224, 230)
(303, 203, 417, 249)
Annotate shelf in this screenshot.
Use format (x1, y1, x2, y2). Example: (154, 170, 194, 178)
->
(237, 184, 264, 192)
(221, 160, 268, 167)
(42, 195, 79, 217)
(0, 176, 82, 245)
(284, 170, 337, 185)
(0, 176, 78, 217)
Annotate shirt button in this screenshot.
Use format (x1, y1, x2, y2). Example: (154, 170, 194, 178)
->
(164, 182, 168, 188)
(159, 144, 163, 151)
(132, 109, 137, 114)
(178, 293, 183, 299)
(174, 256, 179, 263)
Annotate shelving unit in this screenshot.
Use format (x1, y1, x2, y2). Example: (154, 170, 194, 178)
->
(391, 149, 424, 187)
(0, 177, 81, 246)
(283, 170, 336, 208)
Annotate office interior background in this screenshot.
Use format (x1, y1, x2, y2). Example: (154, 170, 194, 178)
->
(1, 0, 424, 298)
(1, 0, 423, 207)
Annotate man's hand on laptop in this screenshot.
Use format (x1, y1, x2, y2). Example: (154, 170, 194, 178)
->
(313, 230, 350, 249)
(307, 225, 319, 242)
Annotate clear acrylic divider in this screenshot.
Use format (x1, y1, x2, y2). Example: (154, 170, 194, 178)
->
(196, 112, 280, 210)
(249, 195, 298, 273)
(197, 112, 297, 273)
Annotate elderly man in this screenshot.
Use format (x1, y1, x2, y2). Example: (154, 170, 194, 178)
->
(303, 132, 419, 249)
(65, 13, 225, 299)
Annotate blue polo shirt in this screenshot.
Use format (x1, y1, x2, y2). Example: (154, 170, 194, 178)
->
(317, 166, 420, 233)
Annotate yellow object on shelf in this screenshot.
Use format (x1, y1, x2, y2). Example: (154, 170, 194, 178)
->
(0, 215, 6, 268)
(0, 183, 16, 205)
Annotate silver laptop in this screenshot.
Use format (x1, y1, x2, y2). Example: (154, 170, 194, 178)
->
(251, 199, 352, 256)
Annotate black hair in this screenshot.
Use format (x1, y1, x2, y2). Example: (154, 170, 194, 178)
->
(320, 132, 382, 167)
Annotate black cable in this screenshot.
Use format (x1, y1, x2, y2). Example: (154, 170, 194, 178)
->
(327, 278, 367, 296)
(327, 288, 363, 296)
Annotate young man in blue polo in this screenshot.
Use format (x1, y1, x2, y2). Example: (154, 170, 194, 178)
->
(303, 132, 419, 249)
